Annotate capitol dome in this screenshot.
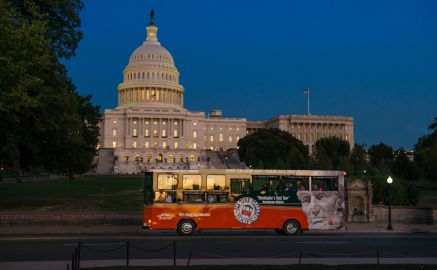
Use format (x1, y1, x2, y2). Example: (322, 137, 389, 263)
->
(117, 10, 184, 109)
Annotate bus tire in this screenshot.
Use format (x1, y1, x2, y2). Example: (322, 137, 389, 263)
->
(282, 220, 300, 236)
(177, 220, 196, 236)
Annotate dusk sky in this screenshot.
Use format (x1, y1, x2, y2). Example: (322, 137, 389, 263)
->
(65, 0, 437, 149)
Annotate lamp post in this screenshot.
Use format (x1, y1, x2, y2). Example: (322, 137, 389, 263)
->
(387, 176, 393, 230)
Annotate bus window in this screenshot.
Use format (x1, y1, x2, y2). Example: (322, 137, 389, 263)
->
(282, 176, 309, 192)
(206, 175, 226, 190)
(252, 175, 269, 193)
(183, 191, 204, 203)
(183, 174, 202, 190)
(157, 174, 178, 190)
(155, 191, 176, 203)
(312, 177, 338, 191)
(207, 192, 228, 203)
(230, 178, 250, 195)
(252, 175, 280, 194)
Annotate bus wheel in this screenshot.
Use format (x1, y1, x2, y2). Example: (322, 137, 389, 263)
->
(282, 220, 300, 236)
(177, 220, 196, 236)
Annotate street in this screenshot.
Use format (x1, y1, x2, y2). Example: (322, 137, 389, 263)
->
(1, 231, 437, 263)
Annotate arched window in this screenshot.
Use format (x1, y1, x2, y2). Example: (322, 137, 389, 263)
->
(142, 72, 145, 79)
(147, 72, 149, 79)
(146, 153, 152, 163)
(168, 154, 174, 163)
(134, 73, 136, 79)
(189, 155, 196, 162)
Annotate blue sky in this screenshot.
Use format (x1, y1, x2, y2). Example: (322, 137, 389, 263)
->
(65, 0, 437, 149)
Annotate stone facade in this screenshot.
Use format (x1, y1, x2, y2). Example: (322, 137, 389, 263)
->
(98, 13, 355, 174)
(346, 180, 373, 222)
(247, 114, 354, 154)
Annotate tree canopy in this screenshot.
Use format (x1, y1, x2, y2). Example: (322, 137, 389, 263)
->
(0, 1, 100, 178)
(238, 128, 309, 169)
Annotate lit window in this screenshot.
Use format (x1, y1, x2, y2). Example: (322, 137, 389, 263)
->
(183, 174, 201, 190)
(220, 128, 222, 131)
(193, 122, 197, 126)
(193, 130, 197, 138)
(157, 174, 178, 189)
(229, 136, 233, 142)
(154, 121, 158, 125)
(153, 130, 158, 137)
(133, 129, 137, 137)
(174, 142, 179, 149)
(193, 143, 197, 149)
(145, 121, 149, 125)
(145, 129, 150, 137)
(145, 142, 149, 148)
(113, 120, 117, 124)
(189, 155, 196, 162)
(236, 136, 240, 141)
(207, 175, 226, 190)
(162, 129, 167, 137)
(132, 141, 137, 148)
(179, 154, 184, 162)
(112, 141, 116, 148)
(237, 127, 240, 131)
(163, 121, 166, 125)
(168, 154, 174, 163)
(173, 130, 178, 137)
(133, 121, 137, 125)
(162, 141, 167, 149)
(112, 129, 117, 136)
(210, 135, 214, 142)
(153, 142, 158, 149)
(210, 127, 213, 131)
(174, 121, 178, 125)
(219, 134, 223, 142)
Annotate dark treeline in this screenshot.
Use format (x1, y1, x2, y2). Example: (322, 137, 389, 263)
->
(0, 0, 100, 178)
(238, 117, 437, 206)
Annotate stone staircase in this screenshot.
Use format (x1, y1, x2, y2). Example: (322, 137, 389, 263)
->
(205, 150, 247, 169)
(95, 148, 115, 175)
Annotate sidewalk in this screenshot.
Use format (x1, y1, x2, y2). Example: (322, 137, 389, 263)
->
(0, 222, 436, 236)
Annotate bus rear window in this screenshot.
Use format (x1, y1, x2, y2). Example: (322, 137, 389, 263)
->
(206, 175, 226, 190)
(157, 174, 178, 190)
(183, 174, 202, 190)
(312, 177, 338, 191)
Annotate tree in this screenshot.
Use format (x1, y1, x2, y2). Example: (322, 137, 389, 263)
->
(349, 144, 368, 177)
(391, 148, 418, 181)
(9, 0, 84, 59)
(368, 143, 394, 172)
(414, 117, 437, 181)
(312, 137, 350, 170)
(0, 1, 100, 178)
(238, 129, 309, 169)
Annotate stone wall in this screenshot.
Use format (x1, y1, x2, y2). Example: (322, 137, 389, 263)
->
(372, 205, 434, 224)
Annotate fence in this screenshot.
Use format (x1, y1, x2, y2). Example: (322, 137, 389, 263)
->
(66, 240, 418, 269)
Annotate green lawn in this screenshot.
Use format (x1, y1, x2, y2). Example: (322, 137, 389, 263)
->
(84, 265, 435, 270)
(0, 176, 144, 212)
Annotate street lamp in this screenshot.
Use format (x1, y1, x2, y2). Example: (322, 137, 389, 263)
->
(386, 176, 394, 230)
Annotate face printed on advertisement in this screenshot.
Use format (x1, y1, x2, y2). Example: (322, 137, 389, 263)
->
(297, 190, 344, 229)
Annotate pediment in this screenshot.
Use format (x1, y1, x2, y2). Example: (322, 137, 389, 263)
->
(347, 179, 366, 190)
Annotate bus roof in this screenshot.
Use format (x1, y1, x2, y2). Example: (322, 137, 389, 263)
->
(144, 169, 345, 177)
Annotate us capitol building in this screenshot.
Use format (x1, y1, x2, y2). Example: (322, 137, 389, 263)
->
(97, 12, 354, 174)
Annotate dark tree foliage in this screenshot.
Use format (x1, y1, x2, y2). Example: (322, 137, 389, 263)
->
(0, 1, 100, 178)
(238, 129, 309, 169)
(368, 142, 394, 171)
(414, 117, 437, 181)
(391, 148, 419, 181)
(9, 0, 84, 59)
(312, 137, 350, 170)
(349, 144, 368, 176)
